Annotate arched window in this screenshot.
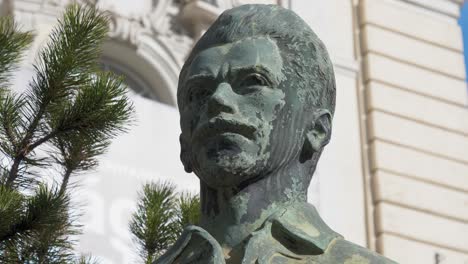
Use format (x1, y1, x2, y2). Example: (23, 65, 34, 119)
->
(100, 57, 160, 102)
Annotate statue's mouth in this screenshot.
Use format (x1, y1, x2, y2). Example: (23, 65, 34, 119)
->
(192, 117, 257, 142)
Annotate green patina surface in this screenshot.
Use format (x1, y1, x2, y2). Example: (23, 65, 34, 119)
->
(344, 255, 372, 264)
(155, 203, 397, 263)
(156, 4, 398, 264)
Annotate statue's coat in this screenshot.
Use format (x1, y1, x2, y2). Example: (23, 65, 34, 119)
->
(156, 203, 396, 264)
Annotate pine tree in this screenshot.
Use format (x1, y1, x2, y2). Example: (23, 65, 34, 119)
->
(130, 182, 200, 263)
(0, 4, 134, 263)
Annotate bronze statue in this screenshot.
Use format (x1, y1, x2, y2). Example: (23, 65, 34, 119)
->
(156, 4, 397, 264)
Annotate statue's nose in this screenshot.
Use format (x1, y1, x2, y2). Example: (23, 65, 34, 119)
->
(207, 82, 238, 116)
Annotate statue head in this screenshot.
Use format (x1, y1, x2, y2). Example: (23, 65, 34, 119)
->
(178, 4, 336, 192)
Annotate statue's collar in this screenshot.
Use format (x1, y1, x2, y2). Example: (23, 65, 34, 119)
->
(155, 202, 342, 264)
(265, 202, 343, 254)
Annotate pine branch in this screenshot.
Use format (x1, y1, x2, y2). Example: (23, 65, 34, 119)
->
(76, 254, 100, 264)
(53, 133, 110, 195)
(0, 185, 79, 263)
(130, 183, 201, 263)
(59, 166, 73, 196)
(130, 182, 179, 263)
(4, 4, 113, 188)
(1, 3, 134, 262)
(177, 192, 201, 230)
(0, 18, 32, 187)
(0, 185, 68, 241)
(0, 186, 24, 240)
(50, 72, 134, 139)
(0, 17, 33, 87)
(0, 93, 26, 157)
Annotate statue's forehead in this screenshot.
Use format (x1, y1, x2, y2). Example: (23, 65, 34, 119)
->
(187, 37, 284, 79)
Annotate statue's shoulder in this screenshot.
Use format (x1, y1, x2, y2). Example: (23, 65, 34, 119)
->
(325, 238, 398, 264)
(153, 225, 225, 264)
(270, 202, 342, 253)
(154, 203, 398, 264)
(275, 203, 398, 264)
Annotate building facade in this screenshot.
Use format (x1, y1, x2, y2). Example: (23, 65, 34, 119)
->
(2, 0, 467, 263)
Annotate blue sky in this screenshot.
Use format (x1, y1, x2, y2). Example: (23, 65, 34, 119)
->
(460, 3, 468, 79)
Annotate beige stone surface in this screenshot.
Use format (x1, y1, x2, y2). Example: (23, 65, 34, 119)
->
(362, 25, 465, 79)
(373, 170, 468, 222)
(361, 0, 467, 259)
(371, 140, 468, 192)
(316, 74, 367, 247)
(401, 0, 461, 18)
(292, 0, 356, 63)
(369, 111, 468, 164)
(366, 81, 468, 135)
(375, 203, 468, 252)
(364, 53, 467, 106)
(361, 0, 463, 51)
(377, 234, 468, 264)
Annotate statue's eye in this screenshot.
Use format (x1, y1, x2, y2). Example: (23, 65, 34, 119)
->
(240, 73, 270, 87)
(188, 87, 210, 104)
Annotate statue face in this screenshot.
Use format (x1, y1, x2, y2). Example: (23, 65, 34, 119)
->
(179, 37, 291, 188)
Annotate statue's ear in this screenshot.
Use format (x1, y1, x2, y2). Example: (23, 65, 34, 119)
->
(179, 134, 193, 173)
(300, 109, 332, 163)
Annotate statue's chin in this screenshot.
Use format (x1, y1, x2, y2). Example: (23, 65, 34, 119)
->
(194, 150, 263, 188)
(192, 134, 267, 187)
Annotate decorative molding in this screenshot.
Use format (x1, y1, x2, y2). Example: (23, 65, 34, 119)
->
(11, 0, 290, 104)
(11, 0, 205, 105)
(398, 0, 462, 19)
(179, 0, 222, 39)
(13, 0, 196, 51)
(448, 0, 464, 7)
(13, 0, 288, 65)
(102, 1, 191, 50)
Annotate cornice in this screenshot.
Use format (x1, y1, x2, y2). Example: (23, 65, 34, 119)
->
(398, 0, 463, 19)
(449, 0, 464, 7)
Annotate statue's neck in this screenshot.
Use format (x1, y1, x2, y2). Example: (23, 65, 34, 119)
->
(198, 164, 308, 259)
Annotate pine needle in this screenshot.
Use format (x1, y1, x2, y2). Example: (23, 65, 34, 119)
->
(0, 17, 33, 88)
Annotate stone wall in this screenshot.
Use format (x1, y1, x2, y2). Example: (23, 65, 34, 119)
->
(358, 0, 468, 262)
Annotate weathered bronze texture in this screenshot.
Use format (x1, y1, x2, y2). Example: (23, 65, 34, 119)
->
(156, 4, 397, 264)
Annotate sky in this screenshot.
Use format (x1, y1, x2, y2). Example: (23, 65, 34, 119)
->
(460, 2, 468, 79)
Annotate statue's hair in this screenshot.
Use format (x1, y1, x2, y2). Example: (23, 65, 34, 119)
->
(178, 4, 336, 116)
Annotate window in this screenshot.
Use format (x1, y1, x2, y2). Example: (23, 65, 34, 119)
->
(100, 57, 160, 101)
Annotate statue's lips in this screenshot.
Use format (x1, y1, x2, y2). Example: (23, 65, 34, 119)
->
(192, 118, 257, 142)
